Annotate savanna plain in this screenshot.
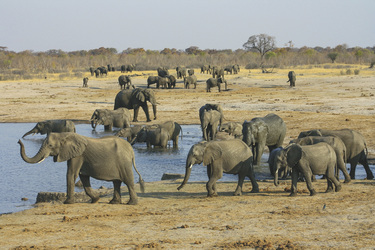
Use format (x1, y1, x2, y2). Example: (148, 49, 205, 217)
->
(0, 65, 375, 249)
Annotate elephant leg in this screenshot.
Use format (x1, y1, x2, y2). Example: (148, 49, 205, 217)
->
(234, 170, 245, 196)
(109, 180, 122, 204)
(247, 163, 259, 193)
(206, 165, 221, 197)
(325, 178, 334, 193)
(173, 135, 179, 147)
(206, 165, 217, 193)
(300, 168, 316, 196)
(140, 105, 151, 122)
(79, 174, 99, 203)
(125, 181, 138, 205)
(290, 169, 299, 197)
(337, 158, 351, 183)
(133, 108, 140, 122)
(65, 158, 83, 204)
(359, 151, 374, 180)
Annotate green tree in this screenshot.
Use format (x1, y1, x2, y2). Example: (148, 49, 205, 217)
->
(327, 52, 338, 63)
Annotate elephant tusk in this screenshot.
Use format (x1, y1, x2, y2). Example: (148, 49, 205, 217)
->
(37, 156, 47, 164)
(189, 164, 193, 169)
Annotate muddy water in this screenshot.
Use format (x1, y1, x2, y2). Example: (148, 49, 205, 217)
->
(1, 123, 373, 214)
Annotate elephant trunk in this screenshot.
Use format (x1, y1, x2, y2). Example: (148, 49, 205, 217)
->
(22, 128, 37, 138)
(274, 169, 279, 186)
(91, 120, 97, 129)
(152, 104, 157, 120)
(177, 158, 194, 190)
(18, 140, 49, 164)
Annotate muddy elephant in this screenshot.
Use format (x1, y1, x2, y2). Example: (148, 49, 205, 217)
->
(287, 71, 296, 87)
(184, 75, 197, 89)
(298, 129, 374, 180)
(242, 113, 286, 166)
(292, 136, 351, 183)
(118, 75, 134, 89)
(274, 143, 342, 196)
(90, 108, 131, 131)
(22, 120, 76, 138)
(134, 126, 170, 148)
(200, 110, 221, 141)
(114, 88, 157, 122)
(177, 140, 259, 196)
(206, 77, 227, 92)
(220, 122, 243, 139)
(18, 133, 145, 205)
(115, 125, 143, 142)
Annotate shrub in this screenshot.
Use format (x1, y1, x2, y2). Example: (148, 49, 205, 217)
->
(354, 69, 360, 75)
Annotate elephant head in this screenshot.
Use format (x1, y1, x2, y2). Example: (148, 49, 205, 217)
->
(22, 121, 52, 138)
(177, 141, 208, 190)
(19, 132, 88, 164)
(273, 144, 302, 186)
(298, 129, 322, 138)
(134, 89, 157, 120)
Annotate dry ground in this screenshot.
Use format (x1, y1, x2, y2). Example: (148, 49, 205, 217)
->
(0, 65, 374, 249)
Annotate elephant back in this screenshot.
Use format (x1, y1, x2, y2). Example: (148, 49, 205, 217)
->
(114, 89, 133, 109)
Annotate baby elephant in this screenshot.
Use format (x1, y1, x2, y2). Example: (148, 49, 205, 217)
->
(22, 120, 76, 138)
(274, 143, 342, 196)
(82, 77, 89, 87)
(91, 108, 131, 131)
(177, 139, 259, 197)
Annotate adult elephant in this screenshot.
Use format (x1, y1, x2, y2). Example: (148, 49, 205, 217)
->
(18, 133, 145, 205)
(268, 147, 290, 178)
(118, 75, 134, 89)
(147, 76, 159, 88)
(298, 129, 374, 180)
(184, 75, 197, 89)
(133, 126, 170, 148)
(167, 75, 176, 89)
(157, 67, 169, 77)
(212, 67, 224, 79)
(287, 71, 296, 87)
(206, 77, 227, 92)
(176, 67, 186, 79)
(177, 140, 259, 196)
(200, 110, 221, 141)
(94, 69, 100, 78)
(292, 136, 351, 183)
(273, 143, 342, 196)
(156, 76, 171, 89)
(22, 120, 76, 138)
(90, 108, 131, 131)
(242, 113, 286, 166)
(114, 88, 157, 122)
(199, 103, 224, 131)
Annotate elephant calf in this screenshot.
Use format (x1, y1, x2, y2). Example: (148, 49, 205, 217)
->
(22, 120, 76, 138)
(184, 75, 197, 89)
(91, 108, 131, 131)
(220, 122, 243, 139)
(115, 125, 143, 142)
(177, 140, 259, 197)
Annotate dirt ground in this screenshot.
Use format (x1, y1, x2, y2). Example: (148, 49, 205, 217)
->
(0, 66, 375, 249)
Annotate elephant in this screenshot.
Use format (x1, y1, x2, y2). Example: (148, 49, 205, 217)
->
(156, 76, 171, 89)
(188, 69, 194, 76)
(224, 66, 233, 74)
(115, 125, 143, 142)
(199, 103, 224, 131)
(94, 69, 100, 78)
(157, 67, 169, 77)
(176, 67, 187, 79)
(268, 147, 290, 179)
(242, 113, 287, 166)
(292, 136, 351, 183)
(22, 120, 76, 138)
(233, 64, 240, 74)
(89, 67, 95, 76)
(97, 66, 107, 77)
(147, 76, 159, 88)
(212, 67, 224, 79)
(90, 108, 131, 131)
(287, 71, 296, 87)
(157, 121, 182, 147)
(298, 129, 374, 180)
(200, 65, 211, 74)
(200, 110, 221, 141)
(167, 75, 176, 89)
(114, 88, 157, 122)
(220, 122, 243, 139)
(183, 75, 197, 89)
(18, 132, 145, 205)
(177, 139, 259, 196)
(273, 143, 342, 196)
(118, 75, 134, 89)
(206, 77, 227, 92)
(82, 77, 88, 87)
(134, 126, 170, 148)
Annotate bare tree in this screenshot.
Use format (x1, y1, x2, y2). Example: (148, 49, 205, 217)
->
(243, 34, 276, 60)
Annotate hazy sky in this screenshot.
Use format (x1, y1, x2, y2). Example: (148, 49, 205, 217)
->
(1, 0, 374, 52)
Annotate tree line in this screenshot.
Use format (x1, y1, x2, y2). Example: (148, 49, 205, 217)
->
(0, 36, 374, 81)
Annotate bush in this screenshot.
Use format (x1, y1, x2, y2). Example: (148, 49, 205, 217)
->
(354, 69, 360, 75)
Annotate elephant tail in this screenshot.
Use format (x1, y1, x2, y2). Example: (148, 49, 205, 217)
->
(132, 158, 145, 193)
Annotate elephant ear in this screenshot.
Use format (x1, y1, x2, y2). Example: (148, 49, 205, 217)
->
(135, 89, 146, 102)
(203, 143, 222, 166)
(56, 133, 88, 162)
(286, 144, 302, 167)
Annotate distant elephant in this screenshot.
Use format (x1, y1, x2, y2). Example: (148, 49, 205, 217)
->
(18, 133, 145, 205)
(90, 108, 131, 131)
(94, 69, 100, 78)
(97, 66, 107, 76)
(118, 75, 134, 89)
(298, 129, 374, 180)
(82, 77, 88, 87)
(115, 125, 143, 142)
(147, 76, 159, 88)
(292, 136, 351, 183)
(156, 76, 171, 89)
(176, 67, 187, 79)
(114, 88, 157, 122)
(224, 66, 233, 74)
(134, 126, 170, 148)
(274, 143, 342, 196)
(201, 110, 221, 141)
(188, 69, 194, 76)
(242, 113, 287, 166)
(199, 103, 224, 131)
(177, 140, 259, 196)
(157, 67, 169, 77)
(206, 77, 227, 92)
(220, 122, 242, 139)
(184, 75, 197, 89)
(200, 65, 211, 74)
(212, 67, 224, 79)
(167, 75, 176, 89)
(22, 120, 76, 138)
(233, 64, 240, 74)
(287, 71, 296, 87)
(89, 67, 95, 76)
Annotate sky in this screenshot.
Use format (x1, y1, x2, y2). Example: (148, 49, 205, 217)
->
(1, 0, 374, 53)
